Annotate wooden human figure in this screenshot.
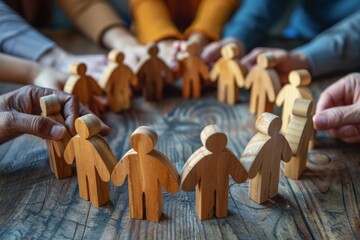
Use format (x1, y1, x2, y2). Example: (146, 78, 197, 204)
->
(284, 99, 314, 180)
(245, 53, 281, 115)
(179, 43, 209, 99)
(210, 43, 247, 105)
(240, 112, 292, 204)
(64, 114, 117, 207)
(111, 126, 179, 222)
(276, 69, 313, 132)
(181, 125, 248, 220)
(137, 44, 173, 101)
(64, 63, 103, 114)
(40, 94, 72, 180)
(99, 50, 138, 112)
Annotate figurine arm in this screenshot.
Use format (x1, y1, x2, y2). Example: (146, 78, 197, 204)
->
(280, 136, 292, 163)
(228, 151, 248, 184)
(209, 64, 220, 82)
(89, 76, 104, 96)
(275, 87, 286, 107)
(198, 60, 209, 80)
(245, 69, 256, 89)
(230, 61, 245, 88)
(180, 148, 204, 191)
(64, 138, 76, 164)
(129, 68, 139, 87)
(158, 60, 173, 83)
(111, 150, 134, 186)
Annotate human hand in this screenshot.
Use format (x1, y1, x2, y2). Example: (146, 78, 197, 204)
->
(313, 73, 360, 143)
(39, 47, 107, 80)
(0, 85, 110, 144)
(157, 39, 179, 73)
(201, 37, 245, 64)
(102, 26, 147, 70)
(241, 48, 310, 84)
(33, 67, 69, 90)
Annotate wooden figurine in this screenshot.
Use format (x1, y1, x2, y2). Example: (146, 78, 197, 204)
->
(181, 125, 248, 220)
(137, 44, 173, 101)
(179, 43, 209, 99)
(64, 63, 103, 114)
(276, 69, 313, 132)
(245, 53, 281, 115)
(111, 126, 179, 222)
(284, 98, 314, 180)
(99, 50, 138, 112)
(210, 43, 247, 105)
(240, 112, 292, 204)
(64, 114, 117, 207)
(40, 94, 72, 180)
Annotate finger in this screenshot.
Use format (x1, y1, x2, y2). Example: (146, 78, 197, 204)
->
(316, 79, 348, 113)
(341, 135, 360, 143)
(329, 125, 360, 139)
(4, 112, 66, 141)
(313, 104, 360, 130)
(240, 48, 267, 68)
(201, 42, 222, 64)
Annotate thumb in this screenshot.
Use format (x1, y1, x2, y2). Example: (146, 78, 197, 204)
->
(313, 104, 360, 130)
(201, 42, 222, 64)
(13, 113, 67, 140)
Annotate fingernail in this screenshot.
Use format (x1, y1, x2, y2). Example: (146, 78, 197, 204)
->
(50, 125, 66, 138)
(315, 114, 328, 128)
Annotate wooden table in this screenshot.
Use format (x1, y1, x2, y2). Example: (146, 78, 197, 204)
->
(0, 31, 359, 240)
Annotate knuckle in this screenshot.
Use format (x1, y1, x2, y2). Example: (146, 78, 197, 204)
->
(30, 116, 49, 133)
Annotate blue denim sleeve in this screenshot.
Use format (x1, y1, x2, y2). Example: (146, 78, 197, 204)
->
(0, 1, 55, 61)
(295, 10, 360, 77)
(223, 0, 290, 52)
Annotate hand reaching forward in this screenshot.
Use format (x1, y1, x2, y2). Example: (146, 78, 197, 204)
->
(314, 73, 360, 143)
(0, 85, 110, 143)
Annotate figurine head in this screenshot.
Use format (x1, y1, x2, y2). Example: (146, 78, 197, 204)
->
(148, 44, 159, 57)
(289, 70, 311, 87)
(200, 125, 228, 152)
(75, 114, 102, 139)
(257, 53, 276, 69)
(69, 63, 87, 76)
(292, 98, 313, 118)
(131, 126, 158, 153)
(221, 43, 241, 59)
(40, 94, 61, 116)
(108, 50, 125, 64)
(255, 112, 282, 137)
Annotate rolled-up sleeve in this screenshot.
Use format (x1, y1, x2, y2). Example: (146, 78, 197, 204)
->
(0, 1, 55, 61)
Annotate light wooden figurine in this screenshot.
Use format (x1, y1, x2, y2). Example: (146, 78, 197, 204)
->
(276, 69, 313, 132)
(245, 53, 281, 115)
(64, 63, 103, 114)
(240, 112, 292, 204)
(64, 114, 117, 207)
(99, 50, 138, 112)
(210, 43, 247, 105)
(181, 125, 248, 220)
(111, 126, 179, 222)
(179, 43, 209, 99)
(284, 98, 314, 180)
(137, 44, 173, 101)
(40, 94, 72, 180)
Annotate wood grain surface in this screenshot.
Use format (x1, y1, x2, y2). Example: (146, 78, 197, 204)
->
(0, 31, 359, 239)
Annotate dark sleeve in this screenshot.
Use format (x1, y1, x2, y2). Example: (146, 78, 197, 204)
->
(223, 0, 290, 51)
(295, 10, 360, 77)
(0, 1, 55, 61)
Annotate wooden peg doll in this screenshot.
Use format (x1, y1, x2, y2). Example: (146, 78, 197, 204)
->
(181, 125, 248, 220)
(179, 43, 209, 99)
(284, 98, 314, 180)
(276, 69, 313, 132)
(210, 43, 247, 105)
(40, 94, 72, 179)
(240, 112, 292, 204)
(137, 44, 173, 101)
(245, 53, 281, 115)
(99, 50, 138, 112)
(111, 126, 179, 222)
(64, 63, 103, 114)
(64, 114, 117, 207)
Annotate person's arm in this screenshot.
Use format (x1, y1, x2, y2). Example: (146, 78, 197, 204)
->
(295, 11, 360, 77)
(131, 0, 182, 43)
(223, 0, 290, 52)
(185, 0, 238, 42)
(0, 1, 55, 61)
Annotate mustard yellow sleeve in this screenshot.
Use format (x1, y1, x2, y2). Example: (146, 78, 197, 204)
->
(185, 0, 238, 41)
(56, 0, 124, 44)
(131, 0, 182, 44)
